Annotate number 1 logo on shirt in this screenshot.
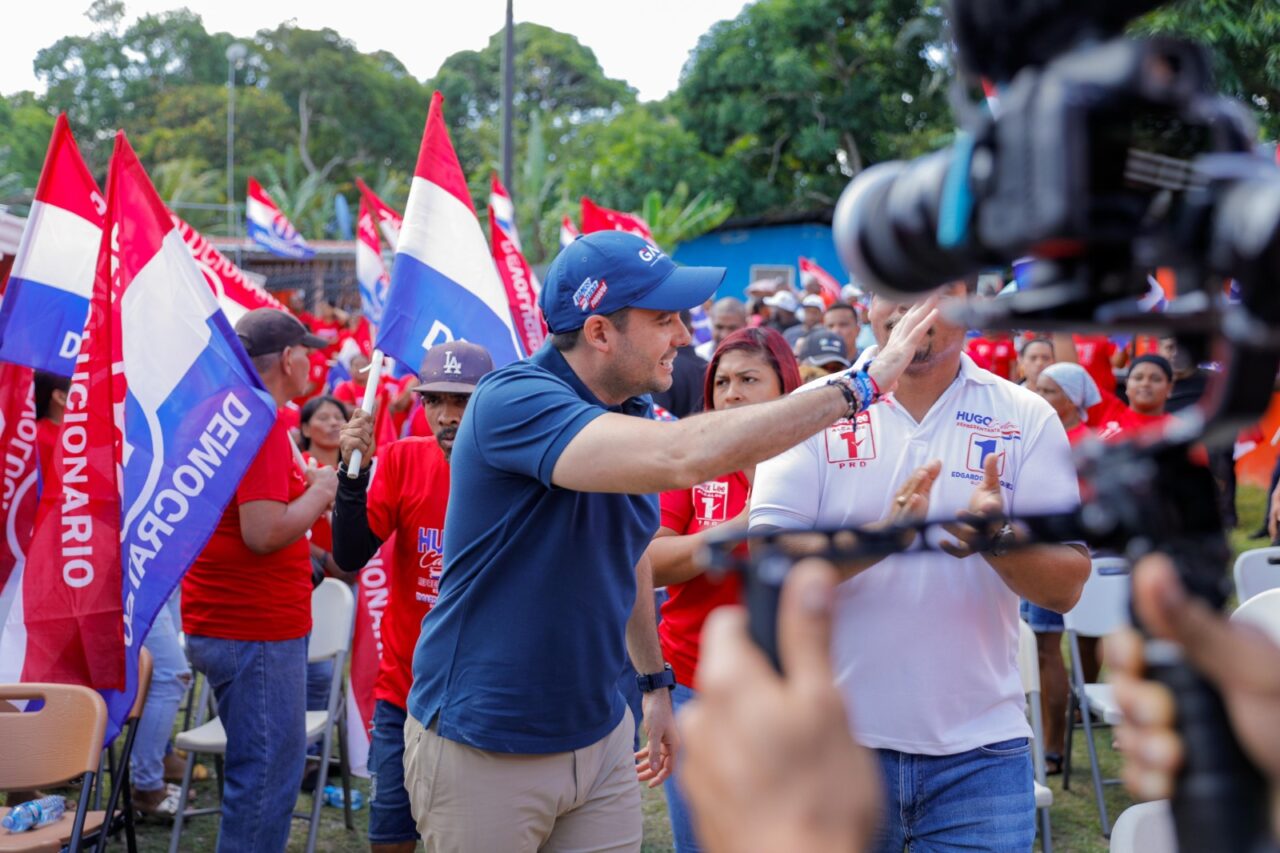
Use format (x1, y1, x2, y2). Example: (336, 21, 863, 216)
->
(825, 411, 876, 465)
(966, 434, 1007, 476)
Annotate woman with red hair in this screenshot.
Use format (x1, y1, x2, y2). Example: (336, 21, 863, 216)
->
(642, 327, 801, 853)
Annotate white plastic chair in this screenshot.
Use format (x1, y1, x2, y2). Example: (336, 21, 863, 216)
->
(1232, 546, 1280, 603)
(1109, 800, 1174, 853)
(1017, 620, 1054, 853)
(1063, 557, 1130, 837)
(169, 578, 357, 853)
(1230, 587, 1280, 645)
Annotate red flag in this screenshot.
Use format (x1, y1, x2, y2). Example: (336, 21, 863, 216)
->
(355, 178, 403, 251)
(799, 257, 843, 306)
(488, 185, 546, 356)
(12, 135, 127, 688)
(0, 363, 38, 628)
(172, 215, 291, 324)
(559, 216, 580, 249)
(580, 197, 655, 243)
(347, 533, 396, 776)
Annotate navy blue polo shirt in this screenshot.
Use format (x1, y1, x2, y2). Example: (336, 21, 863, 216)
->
(406, 344, 661, 754)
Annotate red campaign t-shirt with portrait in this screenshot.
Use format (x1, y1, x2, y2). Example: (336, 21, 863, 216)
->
(366, 436, 451, 709)
(966, 336, 1017, 380)
(657, 471, 749, 689)
(1074, 334, 1118, 395)
(182, 419, 313, 641)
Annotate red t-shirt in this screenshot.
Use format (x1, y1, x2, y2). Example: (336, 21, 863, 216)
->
(966, 336, 1017, 380)
(657, 472, 749, 689)
(302, 451, 333, 552)
(182, 420, 313, 641)
(1092, 393, 1171, 442)
(1074, 334, 1118, 395)
(366, 436, 451, 708)
(403, 402, 430, 438)
(291, 351, 331, 408)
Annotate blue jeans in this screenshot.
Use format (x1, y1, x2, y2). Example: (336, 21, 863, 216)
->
(186, 634, 307, 853)
(367, 700, 419, 844)
(663, 682, 702, 853)
(872, 738, 1035, 852)
(132, 593, 190, 792)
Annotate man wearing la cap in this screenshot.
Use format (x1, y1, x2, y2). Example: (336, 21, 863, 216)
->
(332, 341, 493, 853)
(400, 230, 940, 851)
(182, 308, 337, 853)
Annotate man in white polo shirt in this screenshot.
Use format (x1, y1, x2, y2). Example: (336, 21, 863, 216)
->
(750, 282, 1089, 851)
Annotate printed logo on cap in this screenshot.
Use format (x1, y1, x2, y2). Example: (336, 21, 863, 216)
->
(442, 350, 462, 375)
(573, 277, 608, 312)
(638, 243, 664, 264)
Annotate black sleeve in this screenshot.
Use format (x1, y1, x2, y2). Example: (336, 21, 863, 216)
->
(332, 467, 384, 572)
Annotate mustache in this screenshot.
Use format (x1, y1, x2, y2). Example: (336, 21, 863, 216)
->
(436, 428, 458, 443)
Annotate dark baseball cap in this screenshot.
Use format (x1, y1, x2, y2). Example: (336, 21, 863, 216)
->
(538, 231, 725, 334)
(802, 328, 850, 368)
(412, 341, 494, 393)
(235, 308, 327, 357)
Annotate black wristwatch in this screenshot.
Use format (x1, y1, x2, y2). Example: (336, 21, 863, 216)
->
(636, 663, 676, 693)
(987, 522, 1016, 558)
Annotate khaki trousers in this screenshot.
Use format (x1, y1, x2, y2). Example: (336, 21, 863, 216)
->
(403, 711, 642, 852)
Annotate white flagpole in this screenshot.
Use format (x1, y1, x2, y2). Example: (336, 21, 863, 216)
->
(346, 348, 385, 477)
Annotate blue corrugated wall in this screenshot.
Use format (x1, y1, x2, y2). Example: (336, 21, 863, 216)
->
(672, 222, 849, 300)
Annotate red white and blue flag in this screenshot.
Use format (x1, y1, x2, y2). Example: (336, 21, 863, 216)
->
(489, 174, 545, 355)
(173, 215, 291, 324)
(0, 133, 278, 741)
(0, 363, 38, 631)
(0, 114, 105, 376)
(246, 177, 315, 260)
(799, 257, 842, 306)
(356, 197, 392, 329)
(560, 216, 580, 249)
(355, 178, 403, 251)
(376, 92, 524, 372)
(581, 196, 654, 242)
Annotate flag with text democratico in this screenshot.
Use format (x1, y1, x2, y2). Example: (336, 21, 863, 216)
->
(173, 215, 291, 324)
(560, 216, 580, 249)
(580, 196, 655, 243)
(799, 257, 842, 306)
(0, 147, 125, 695)
(356, 197, 392, 329)
(376, 91, 524, 371)
(35, 133, 274, 741)
(0, 114, 105, 376)
(246, 177, 315, 260)
(355, 178, 403, 251)
(489, 174, 546, 355)
(0, 363, 38, 631)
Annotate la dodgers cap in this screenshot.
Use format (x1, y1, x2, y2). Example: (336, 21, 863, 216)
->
(235, 308, 328, 357)
(538, 231, 726, 334)
(412, 341, 494, 394)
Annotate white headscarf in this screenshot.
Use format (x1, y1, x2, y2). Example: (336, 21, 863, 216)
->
(1039, 362, 1101, 422)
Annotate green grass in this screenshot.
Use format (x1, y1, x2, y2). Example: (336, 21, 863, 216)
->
(73, 485, 1274, 851)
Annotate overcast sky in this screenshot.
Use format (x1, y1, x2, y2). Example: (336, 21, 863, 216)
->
(1, 0, 752, 100)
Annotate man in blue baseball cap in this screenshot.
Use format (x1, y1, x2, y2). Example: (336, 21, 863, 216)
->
(401, 231, 942, 851)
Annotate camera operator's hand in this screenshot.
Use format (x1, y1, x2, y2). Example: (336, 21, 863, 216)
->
(864, 294, 939, 397)
(940, 451, 1005, 558)
(1108, 553, 1280, 832)
(339, 408, 375, 471)
(679, 559, 881, 853)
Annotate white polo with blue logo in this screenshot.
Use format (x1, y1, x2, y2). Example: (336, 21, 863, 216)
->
(750, 352, 1079, 755)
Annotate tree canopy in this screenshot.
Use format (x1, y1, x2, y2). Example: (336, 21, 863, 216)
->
(2, 0, 1277, 260)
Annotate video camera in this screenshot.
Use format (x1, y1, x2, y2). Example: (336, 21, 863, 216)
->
(710, 1, 1280, 849)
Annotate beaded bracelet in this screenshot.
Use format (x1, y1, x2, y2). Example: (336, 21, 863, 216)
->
(826, 368, 883, 419)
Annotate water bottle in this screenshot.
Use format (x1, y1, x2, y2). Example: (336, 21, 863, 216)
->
(321, 785, 363, 810)
(2, 795, 66, 833)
